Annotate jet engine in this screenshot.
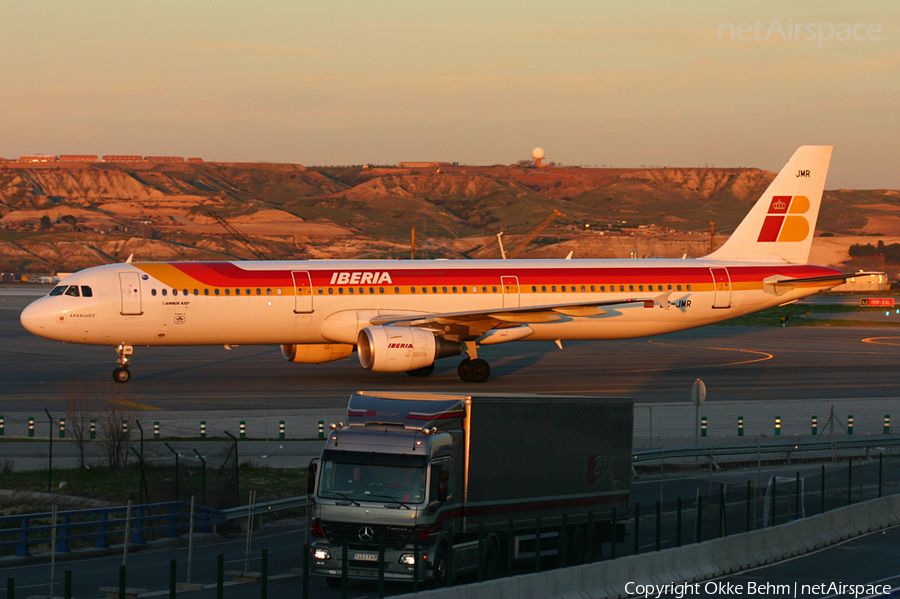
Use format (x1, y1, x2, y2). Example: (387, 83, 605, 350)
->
(280, 343, 354, 364)
(357, 326, 462, 372)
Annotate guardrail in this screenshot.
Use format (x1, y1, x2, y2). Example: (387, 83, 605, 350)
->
(0, 501, 225, 558)
(633, 434, 900, 463)
(222, 496, 307, 521)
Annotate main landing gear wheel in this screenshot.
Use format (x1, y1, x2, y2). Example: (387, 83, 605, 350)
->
(112, 367, 131, 384)
(406, 364, 435, 377)
(458, 358, 490, 383)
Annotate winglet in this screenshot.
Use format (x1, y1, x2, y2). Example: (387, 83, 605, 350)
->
(705, 146, 833, 264)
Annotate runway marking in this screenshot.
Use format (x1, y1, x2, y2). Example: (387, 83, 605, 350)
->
(642, 340, 774, 371)
(100, 397, 163, 411)
(862, 336, 900, 347)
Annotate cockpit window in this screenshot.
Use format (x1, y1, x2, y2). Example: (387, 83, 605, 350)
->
(81, 286, 93, 297)
(49, 286, 66, 296)
(64, 286, 80, 297)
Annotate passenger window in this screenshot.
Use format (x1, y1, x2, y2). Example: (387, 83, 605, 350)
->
(442, 286, 447, 293)
(422, 287, 427, 293)
(215, 289, 220, 296)
(432, 287, 437, 293)
(411, 287, 416, 293)
(581, 285, 586, 292)
(235, 289, 240, 295)
(541, 285, 546, 292)
(49, 286, 66, 296)
(452, 286, 457, 293)
(328, 288, 334, 294)
(482, 286, 487, 293)
(638, 285, 643, 291)
(204, 289, 209, 296)
(532, 286, 537, 292)
(629, 285, 634, 292)
(600, 286, 605, 292)
(462, 286, 467, 293)
(561, 286, 566, 292)
(348, 288, 354, 294)
(183, 289, 188, 296)
(677, 285, 682, 291)
(257, 288, 262, 295)
(276, 288, 282, 295)
(224, 289, 230, 296)
(472, 286, 478, 293)
(338, 288, 344, 294)
(686, 285, 692, 291)
(246, 289, 251, 295)
(162, 289, 168, 296)
(590, 285, 595, 292)
(151, 289, 157, 297)
(492, 286, 497, 293)
(619, 285, 625, 292)
(667, 285, 672, 290)
(369, 287, 374, 294)
(551, 285, 556, 292)
(81, 286, 93, 297)
(267, 288, 272, 295)
(394, 287, 399, 294)
(173, 289, 178, 296)
(317, 288, 323, 295)
(380, 287, 385, 294)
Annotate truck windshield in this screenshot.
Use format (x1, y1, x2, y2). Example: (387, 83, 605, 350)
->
(318, 459, 427, 505)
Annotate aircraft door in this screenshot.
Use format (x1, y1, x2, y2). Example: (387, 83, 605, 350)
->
(501, 276, 520, 308)
(291, 271, 314, 313)
(118, 272, 143, 315)
(710, 267, 731, 309)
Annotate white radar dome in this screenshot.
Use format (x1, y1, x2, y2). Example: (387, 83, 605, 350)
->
(532, 147, 545, 160)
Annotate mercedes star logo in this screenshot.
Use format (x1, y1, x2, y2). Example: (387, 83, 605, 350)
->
(358, 526, 375, 542)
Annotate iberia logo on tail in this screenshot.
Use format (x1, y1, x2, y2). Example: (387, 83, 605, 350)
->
(757, 195, 810, 243)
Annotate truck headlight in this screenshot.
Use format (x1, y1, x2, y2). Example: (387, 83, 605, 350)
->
(314, 548, 332, 561)
(399, 553, 416, 565)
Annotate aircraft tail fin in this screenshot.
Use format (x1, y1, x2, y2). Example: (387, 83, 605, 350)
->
(704, 145, 833, 264)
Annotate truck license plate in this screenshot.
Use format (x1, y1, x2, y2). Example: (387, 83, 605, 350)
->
(352, 552, 378, 562)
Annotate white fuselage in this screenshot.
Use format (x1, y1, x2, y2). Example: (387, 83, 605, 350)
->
(20, 258, 841, 348)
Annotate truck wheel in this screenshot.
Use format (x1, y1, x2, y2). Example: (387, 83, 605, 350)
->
(483, 537, 499, 579)
(569, 525, 587, 565)
(430, 545, 448, 588)
(325, 577, 342, 588)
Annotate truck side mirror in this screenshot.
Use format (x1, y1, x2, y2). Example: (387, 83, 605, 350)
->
(307, 463, 317, 495)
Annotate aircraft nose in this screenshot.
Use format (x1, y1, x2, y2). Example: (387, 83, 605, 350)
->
(20, 299, 53, 336)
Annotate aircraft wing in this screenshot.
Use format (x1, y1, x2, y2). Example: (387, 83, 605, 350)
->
(369, 291, 672, 339)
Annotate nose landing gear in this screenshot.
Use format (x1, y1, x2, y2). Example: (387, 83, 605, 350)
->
(112, 344, 133, 384)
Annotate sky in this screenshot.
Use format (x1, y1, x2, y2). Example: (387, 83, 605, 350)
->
(1, 1, 897, 188)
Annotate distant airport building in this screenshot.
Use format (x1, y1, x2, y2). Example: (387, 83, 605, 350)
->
(187, 157, 204, 163)
(831, 272, 889, 292)
(103, 155, 144, 162)
(59, 155, 99, 163)
(398, 162, 451, 168)
(145, 156, 186, 163)
(18, 155, 57, 163)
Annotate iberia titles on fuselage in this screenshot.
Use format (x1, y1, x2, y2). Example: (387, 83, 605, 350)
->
(19, 146, 852, 384)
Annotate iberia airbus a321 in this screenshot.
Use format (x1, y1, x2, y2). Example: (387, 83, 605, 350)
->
(20, 146, 853, 383)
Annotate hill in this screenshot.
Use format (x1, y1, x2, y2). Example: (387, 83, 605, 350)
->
(1, 161, 898, 273)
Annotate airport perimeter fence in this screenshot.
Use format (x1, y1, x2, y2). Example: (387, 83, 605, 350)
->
(5, 454, 900, 599)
